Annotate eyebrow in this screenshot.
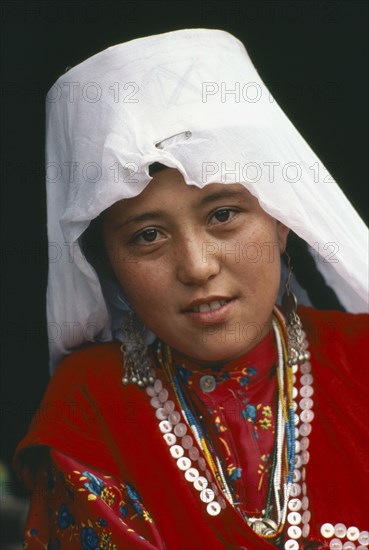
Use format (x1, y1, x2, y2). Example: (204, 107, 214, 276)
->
(113, 188, 247, 231)
(198, 188, 246, 206)
(113, 211, 167, 230)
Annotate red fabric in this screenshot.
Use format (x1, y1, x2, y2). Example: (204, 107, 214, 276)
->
(171, 330, 278, 514)
(23, 448, 166, 549)
(14, 307, 369, 549)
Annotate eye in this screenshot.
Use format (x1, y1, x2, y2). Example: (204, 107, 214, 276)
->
(210, 208, 238, 225)
(132, 228, 164, 244)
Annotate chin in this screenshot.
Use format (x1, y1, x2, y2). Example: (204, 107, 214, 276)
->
(179, 341, 253, 365)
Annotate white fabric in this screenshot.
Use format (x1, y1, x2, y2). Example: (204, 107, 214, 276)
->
(45, 28, 368, 373)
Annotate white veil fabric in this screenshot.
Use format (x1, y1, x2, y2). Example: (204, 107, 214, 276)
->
(45, 28, 368, 374)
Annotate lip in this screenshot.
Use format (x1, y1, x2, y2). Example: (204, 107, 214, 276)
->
(182, 296, 237, 325)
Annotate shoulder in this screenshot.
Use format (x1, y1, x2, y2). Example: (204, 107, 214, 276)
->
(297, 306, 368, 383)
(16, 341, 125, 450)
(14, 341, 148, 475)
(55, 340, 123, 373)
(50, 341, 123, 390)
(35, 340, 139, 425)
(298, 306, 369, 347)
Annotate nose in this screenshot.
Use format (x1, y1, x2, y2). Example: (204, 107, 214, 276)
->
(175, 235, 221, 286)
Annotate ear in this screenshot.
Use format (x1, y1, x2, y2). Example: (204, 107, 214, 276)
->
(276, 222, 290, 253)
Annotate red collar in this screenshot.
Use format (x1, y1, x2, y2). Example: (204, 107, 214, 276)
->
(171, 329, 276, 388)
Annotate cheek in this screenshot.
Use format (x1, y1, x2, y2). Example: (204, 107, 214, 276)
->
(117, 265, 172, 337)
(114, 261, 166, 310)
(234, 223, 282, 290)
(236, 221, 281, 265)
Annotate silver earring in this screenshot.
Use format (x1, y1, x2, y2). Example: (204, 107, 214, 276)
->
(282, 253, 310, 366)
(120, 311, 155, 387)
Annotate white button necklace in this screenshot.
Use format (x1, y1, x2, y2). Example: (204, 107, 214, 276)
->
(142, 311, 317, 548)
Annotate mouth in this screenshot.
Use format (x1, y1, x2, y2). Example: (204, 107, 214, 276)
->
(181, 296, 237, 324)
(185, 298, 230, 313)
(182, 296, 237, 326)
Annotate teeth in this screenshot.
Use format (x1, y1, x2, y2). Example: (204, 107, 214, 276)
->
(209, 302, 221, 311)
(192, 299, 228, 313)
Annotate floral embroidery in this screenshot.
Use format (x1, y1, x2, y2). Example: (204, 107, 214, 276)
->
(219, 372, 231, 382)
(143, 510, 153, 523)
(81, 526, 100, 549)
(174, 349, 276, 514)
(214, 415, 227, 433)
(257, 454, 272, 490)
(239, 366, 258, 386)
(259, 406, 273, 430)
(100, 488, 116, 507)
(24, 451, 157, 549)
(119, 501, 129, 517)
(83, 472, 105, 496)
(229, 467, 242, 481)
(259, 417, 271, 429)
(100, 531, 118, 550)
(241, 402, 274, 438)
(126, 483, 153, 522)
(242, 403, 257, 423)
(57, 503, 75, 529)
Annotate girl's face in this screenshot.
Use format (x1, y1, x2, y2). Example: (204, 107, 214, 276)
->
(102, 168, 289, 364)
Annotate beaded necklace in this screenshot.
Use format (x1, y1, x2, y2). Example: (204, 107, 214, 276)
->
(145, 308, 314, 548)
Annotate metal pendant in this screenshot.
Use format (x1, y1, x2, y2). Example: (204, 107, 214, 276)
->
(282, 289, 310, 366)
(247, 517, 279, 536)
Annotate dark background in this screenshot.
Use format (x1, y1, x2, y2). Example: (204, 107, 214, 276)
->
(1, 0, 368, 486)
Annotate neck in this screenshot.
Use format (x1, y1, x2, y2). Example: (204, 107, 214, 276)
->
(169, 326, 275, 373)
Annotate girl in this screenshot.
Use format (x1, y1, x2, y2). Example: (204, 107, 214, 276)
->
(15, 29, 368, 549)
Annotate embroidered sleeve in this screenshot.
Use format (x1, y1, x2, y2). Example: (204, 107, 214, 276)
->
(23, 449, 164, 549)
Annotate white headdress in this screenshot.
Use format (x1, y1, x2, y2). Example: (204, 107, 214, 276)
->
(46, 28, 368, 373)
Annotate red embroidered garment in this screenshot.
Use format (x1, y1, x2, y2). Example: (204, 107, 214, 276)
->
(172, 330, 277, 515)
(14, 308, 369, 549)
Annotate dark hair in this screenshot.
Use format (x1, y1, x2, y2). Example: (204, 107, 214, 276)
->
(285, 232, 344, 311)
(148, 162, 169, 176)
(80, 213, 109, 275)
